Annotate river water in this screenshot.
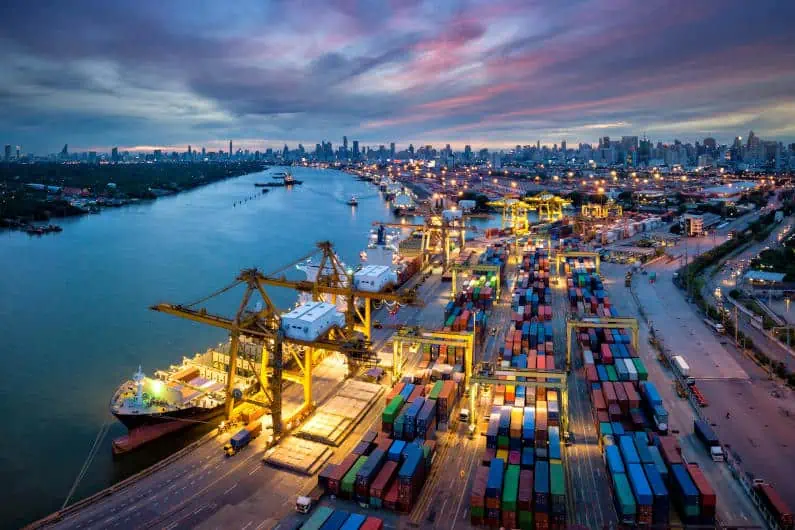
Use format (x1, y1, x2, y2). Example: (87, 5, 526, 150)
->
(0, 167, 507, 527)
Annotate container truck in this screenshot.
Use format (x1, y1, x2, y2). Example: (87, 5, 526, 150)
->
(754, 482, 794, 530)
(224, 420, 262, 456)
(672, 355, 694, 385)
(694, 419, 724, 462)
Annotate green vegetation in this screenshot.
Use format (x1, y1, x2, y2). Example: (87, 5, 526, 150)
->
(1, 161, 267, 221)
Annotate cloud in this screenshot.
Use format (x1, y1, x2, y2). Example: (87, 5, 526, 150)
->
(0, 0, 794, 152)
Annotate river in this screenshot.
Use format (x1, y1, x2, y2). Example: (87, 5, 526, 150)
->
(0, 167, 507, 527)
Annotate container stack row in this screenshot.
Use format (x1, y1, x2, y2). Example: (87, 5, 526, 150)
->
(578, 313, 719, 526)
(299, 506, 384, 530)
(319, 376, 462, 513)
(470, 456, 565, 529)
(443, 296, 490, 334)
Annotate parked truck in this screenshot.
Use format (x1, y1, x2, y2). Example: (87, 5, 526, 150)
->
(693, 420, 724, 462)
(224, 420, 262, 456)
(671, 355, 694, 385)
(754, 482, 794, 530)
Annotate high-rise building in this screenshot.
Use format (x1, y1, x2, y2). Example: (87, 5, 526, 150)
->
(343, 136, 348, 155)
(464, 145, 472, 161)
(88, 151, 97, 163)
(4, 144, 10, 161)
(561, 140, 567, 154)
(201, 147, 206, 157)
(352, 140, 359, 159)
(408, 144, 414, 156)
(16, 146, 20, 159)
(229, 140, 233, 158)
(187, 145, 192, 156)
(390, 142, 395, 158)
(111, 147, 119, 162)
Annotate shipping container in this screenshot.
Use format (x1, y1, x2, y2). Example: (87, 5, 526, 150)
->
(534, 461, 550, 513)
(369, 461, 398, 508)
(340, 513, 367, 530)
(301, 506, 334, 530)
(612, 472, 637, 524)
(643, 463, 670, 525)
(755, 483, 794, 530)
(605, 445, 625, 474)
(319, 510, 350, 530)
(627, 463, 653, 525)
(342, 457, 368, 498)
(359, 518, 384, 530)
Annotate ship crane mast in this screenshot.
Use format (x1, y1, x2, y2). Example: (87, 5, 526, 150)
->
(151, 241, 421, 440)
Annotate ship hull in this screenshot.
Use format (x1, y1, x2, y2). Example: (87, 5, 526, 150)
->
(113, 403, 225, 431)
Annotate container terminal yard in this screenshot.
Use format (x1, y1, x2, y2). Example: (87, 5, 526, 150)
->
(28, 169, 795, 530)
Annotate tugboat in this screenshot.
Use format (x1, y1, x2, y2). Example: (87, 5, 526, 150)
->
(347, 195, 359, 206)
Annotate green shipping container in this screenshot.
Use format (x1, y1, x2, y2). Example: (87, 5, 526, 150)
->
(549, 460, 565, 496)
(470, 506, 484, 517)
(684, 504, 700, 517)
(445, 315, 456, 328)
(300, 505, 334, 530)
(632, 358, 648, 380)
(612, 472, 637, 519)
(519, 510, 533, 530)
(606, 365, 618, 382)
(599, 422, 613, 436)
(429, 381, 443, 400)
(382, 396, 405, 424)
(498, 435, 510, 449)
(502, 464, 520, 512)
(342, 456, 368, 495)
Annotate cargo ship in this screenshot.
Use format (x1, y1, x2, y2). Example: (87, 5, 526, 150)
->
(109, 341, 262, 453)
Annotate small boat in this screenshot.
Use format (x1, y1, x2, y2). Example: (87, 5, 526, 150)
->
(347, 195, 359, 206)
(261, 188, 270, 194)
(272, 170, 291, 180)
(254, 182, 268, 187)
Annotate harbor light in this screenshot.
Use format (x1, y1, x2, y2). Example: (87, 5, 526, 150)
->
(151, 379, 163, 396)
(553, 175, 559, 181)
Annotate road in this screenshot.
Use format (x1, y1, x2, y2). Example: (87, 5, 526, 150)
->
(604, 261, 767, 525)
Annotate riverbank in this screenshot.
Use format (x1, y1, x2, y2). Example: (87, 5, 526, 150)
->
(0, 161, 271, 231)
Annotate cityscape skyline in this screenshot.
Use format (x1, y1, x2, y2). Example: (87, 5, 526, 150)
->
(1, 0, 795, 153)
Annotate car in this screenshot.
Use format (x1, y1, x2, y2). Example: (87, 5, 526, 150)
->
(373, 320, 383, 329)
(490, 327, 497, 336)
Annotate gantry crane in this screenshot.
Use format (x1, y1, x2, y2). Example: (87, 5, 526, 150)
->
(554, 250, 602, 275)
(371, 217, 467, 270)
(565, 317, 639, 372)
(390, 327, 474, 384)
(488, 198, 533, 234)
(524, 192, 572, 221)
(152, 241, 421, 437)
(581, 200, 622, 219)
(449, 263, 502, 299)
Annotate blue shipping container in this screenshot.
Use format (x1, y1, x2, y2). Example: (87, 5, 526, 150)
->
(320, 510, 351, 530)
(388, 440, 406, 461)
(486, 458, 505, 498)
(548, 427, 561, 460)
(605, 445, 626, 474)
(340, 513, 367, 530)
(643, 463, 670, 522)
(670, 464, 699, 503)
(619, 435, 641, 465)
(398, 444, 423, 480)
(627, 463, 653, 506)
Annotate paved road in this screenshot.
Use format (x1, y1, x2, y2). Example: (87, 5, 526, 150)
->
(604, 264, 765, 526)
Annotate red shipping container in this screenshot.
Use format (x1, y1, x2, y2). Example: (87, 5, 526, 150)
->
(602, 382, 618, 406)
(601, 343, 613, 364)
(385, 382, 405, 404)
(535, 511, 549, 530)
(502, 510, 517, 529)
(518, 469, 534, 511)
(614, 382, 629, 413)
(360, 517, 384, 530)
(370, 461, 398, 501)
(608, 403, 621, 421)
(592, 388, 606, 411)
(545, 356, 555, 371)
(687, 464, 717, 508)
(586, 365, 599, 383)
(328, 453, 358, 496)
(657, 436, 682, 465)
(621, 382, 639, 408)
(596, 410, 610, 423)
(406, 386, 424, 403)
(383, 480, 399, 510)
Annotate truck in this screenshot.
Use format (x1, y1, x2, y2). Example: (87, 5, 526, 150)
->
(671, 355, 694, 385)
(693, 420, 724, 462)
(296, 486, 324, 513)
(703, 318, 725, 334)
(754, 482, 794, 530)
(224, 420, 262, 456)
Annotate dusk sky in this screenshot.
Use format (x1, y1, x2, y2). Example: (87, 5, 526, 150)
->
(2, 0, 795, 153)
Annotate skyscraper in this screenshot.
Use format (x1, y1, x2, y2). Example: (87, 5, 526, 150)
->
(343, 136, 348, 156)
(111, 147, 119, 162)
(4, 144, 10, 161)
(352, 140, 359, 159)
(229, 140, 233, 158)
(390, 142, 395, 158)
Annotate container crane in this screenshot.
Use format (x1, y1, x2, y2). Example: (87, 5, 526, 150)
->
(151, 241, 421, 437)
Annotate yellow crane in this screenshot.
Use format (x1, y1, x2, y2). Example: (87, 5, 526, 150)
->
(152, 241, 420, 437)
(524, 192, 572, 221)
(488, 198, 533, 234)
(371, 218, 467, 270)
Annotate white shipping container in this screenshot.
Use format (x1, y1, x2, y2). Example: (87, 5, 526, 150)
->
(625, 358, 638, 381)
(353, 264, 396, 292)
(442, 209, 463, 222)
(280, 301, 346, 341)
(583, 350, 594, 365)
